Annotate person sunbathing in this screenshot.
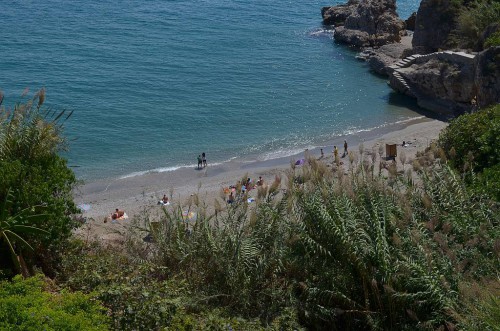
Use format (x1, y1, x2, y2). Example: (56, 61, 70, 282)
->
(112, 208, 125, 220)
(162, 195, 169, 204)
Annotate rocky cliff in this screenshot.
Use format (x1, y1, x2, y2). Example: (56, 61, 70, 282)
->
(412, 0, 459, 54)
(390, 52, 476, 113)
(322, 0, 405, 47)
(387, 49, 500, 113)
(321, 0, 359, 26)
(475, 46, 500, 108)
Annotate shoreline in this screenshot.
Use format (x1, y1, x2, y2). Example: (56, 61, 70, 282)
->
(75, 116, 448, 235)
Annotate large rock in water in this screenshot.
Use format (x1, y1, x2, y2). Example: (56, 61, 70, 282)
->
(322, 0, 405, 47)
(475, 46, 500, 108)
(321, 0, 358, 26)
(412, 0, 458, 54)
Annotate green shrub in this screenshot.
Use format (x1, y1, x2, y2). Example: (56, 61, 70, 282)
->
(0, 90, 78, 276)
(59, 237, 304, 330)
(287, 162, 498, 329)
(0, 274, 109, 330)
(439, 105, 500, 172)
(471, 164, 500, 201)
(455, 281, 500, 330)
(455, 0, 500, 49)
(439, 105, 500, 200)
(485, 31, 500, 47)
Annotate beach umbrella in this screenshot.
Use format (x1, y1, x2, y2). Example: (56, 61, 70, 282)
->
(295, 159, 305, 166)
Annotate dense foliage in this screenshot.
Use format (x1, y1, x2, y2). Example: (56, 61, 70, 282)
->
(485, 31, 500, 47)
(0, 274, 109, 330)
(439, 104, 500, 200)
(0, 90, 78, 277)
(59, 146, 499, 330)
(454, 0, 500, 50)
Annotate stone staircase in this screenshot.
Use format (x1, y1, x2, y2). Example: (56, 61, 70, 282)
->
(387, 51, 477, 102)
(389, 71, 415, 97)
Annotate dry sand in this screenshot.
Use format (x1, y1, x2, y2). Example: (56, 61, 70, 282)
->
(74, 118, 448, 240)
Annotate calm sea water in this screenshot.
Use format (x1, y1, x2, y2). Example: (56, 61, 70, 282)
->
(1, 0, 420, 180)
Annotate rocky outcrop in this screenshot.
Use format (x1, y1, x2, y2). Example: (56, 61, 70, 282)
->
(412, 0, 459, 54)
(405, 12, 416, 31)
(388, 51, 477, 113)
(355, 35, 413, 75)
(322, 0, 405, 48)
(320, 0, 499, 114)
(475, 46, 500, 107)
(364, 41, 411, 75)
(386, 48, 500, 112)
(321, 0, 358, 26)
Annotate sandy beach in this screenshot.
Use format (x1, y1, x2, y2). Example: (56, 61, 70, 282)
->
(74, 117, 448, 240)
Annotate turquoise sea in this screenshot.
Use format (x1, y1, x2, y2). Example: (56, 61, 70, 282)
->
(1, 0, 421, 181)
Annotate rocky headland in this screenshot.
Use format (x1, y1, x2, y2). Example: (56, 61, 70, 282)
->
(322, 0, 500, 114)
(321, 0, 405, 47)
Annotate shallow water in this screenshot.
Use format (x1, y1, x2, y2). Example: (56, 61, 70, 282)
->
(1, 0, 421, 180)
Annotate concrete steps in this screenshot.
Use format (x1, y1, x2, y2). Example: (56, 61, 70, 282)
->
(389, 70, 415, 98)
(387, 50, 477, 102)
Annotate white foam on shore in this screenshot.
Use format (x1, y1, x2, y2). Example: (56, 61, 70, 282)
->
(342, 116, 426, 135)
(308, 28, 335, 38)
(119, 166, 186, 179)
(119, 164, 196, 179)
(255, 116, 426, 162)
(257, 146, 316, 161)
(118, 157, 239, 180)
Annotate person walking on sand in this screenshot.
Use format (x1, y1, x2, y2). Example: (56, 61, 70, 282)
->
(257, 176, 264, 186)
(320, 148, 324, 159)
(197, 155, 202, 169)
(343, 140, 348, 157)
(202, 152, 207, 167)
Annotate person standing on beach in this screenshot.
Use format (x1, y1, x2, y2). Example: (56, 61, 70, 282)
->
(320, 148, 324, 159)
(343, 140, 348, 157)
(333, 146, 338, 159)
(202, 152, 207, 167)
(197, 155, 202, 169)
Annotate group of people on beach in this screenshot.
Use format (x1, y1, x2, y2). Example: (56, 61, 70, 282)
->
(108, 140, 350, 221)
(225, 176, 265, 204)
(197, 152, 207, 169)
(319, 140, 348, 160)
